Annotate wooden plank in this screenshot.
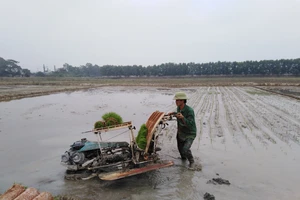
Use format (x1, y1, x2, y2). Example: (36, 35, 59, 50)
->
(0, 184, 25, 200)
(82, 121, 132, 133)
(32, 192, 53, 200)
(14, 188, 39, 200)
(1, 184, 54, 200)
(98, 160, 174, 181)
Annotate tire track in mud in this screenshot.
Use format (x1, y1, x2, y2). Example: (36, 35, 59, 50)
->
(221, 87, 255, 149)
(214, 87, 228, 147)
(207, 87, 221, 144)
(219, 87, 242, 148)
(184, 88, 207, 149)
(189, 87, 234, 150)
(194, 87, 214, 146)
(243, 87, 300, 124)
(193, 87, 229, 149)
(234, 87, 300, 145)
(189, 87, 242, 150)
(229, 87, 280, 146)
(204, 87, 232, 150)
(216, 87, 245, 150)
(225, 87, 275, 147)
(207, 88, 215, 145)
(213, 88, 222, 138)
(253, 87, 300, 120)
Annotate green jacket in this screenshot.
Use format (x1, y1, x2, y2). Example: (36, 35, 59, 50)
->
(176, 104, 197, 140)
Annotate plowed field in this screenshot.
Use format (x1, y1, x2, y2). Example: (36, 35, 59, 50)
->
(159, 86, 300, 200)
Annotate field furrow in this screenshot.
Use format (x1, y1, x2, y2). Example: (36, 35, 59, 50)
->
(234, 87, 300, 144)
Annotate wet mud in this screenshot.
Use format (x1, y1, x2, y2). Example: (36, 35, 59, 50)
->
(204, 192, 215, 200)
(0, 85, 91, 102)
(257, 86, 300, 100)
(0, 86, 300, 200)
(207, 178, 230, 185)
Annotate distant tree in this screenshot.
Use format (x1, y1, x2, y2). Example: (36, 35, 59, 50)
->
(22, 69, 31, 77)
(0, 57, 23, 77)
(35, 71, 46, 77)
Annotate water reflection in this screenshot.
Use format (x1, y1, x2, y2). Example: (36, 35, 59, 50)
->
(0, 87, 177, 198)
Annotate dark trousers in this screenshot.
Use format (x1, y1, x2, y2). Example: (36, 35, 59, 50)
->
(177, 137, 194, 163)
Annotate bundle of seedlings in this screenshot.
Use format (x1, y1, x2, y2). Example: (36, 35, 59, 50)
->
(136, 124, 148, 150)
(94, 112, 123, 129)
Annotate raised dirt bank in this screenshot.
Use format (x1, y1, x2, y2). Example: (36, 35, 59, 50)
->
(1, 77, 299, 102)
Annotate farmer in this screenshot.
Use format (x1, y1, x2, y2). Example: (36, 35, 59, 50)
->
(169, 92, 197, 169)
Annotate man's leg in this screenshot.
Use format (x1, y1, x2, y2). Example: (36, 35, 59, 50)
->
(182, 138, 195, 167)
(177, 137, 186, 160)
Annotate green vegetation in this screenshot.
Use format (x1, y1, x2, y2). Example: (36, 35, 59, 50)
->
(0, 57, 31, 77)
(42, 59, 300, 77)
(1, 56, 300, 77)
(94, 112, 123, 129)
(136, 124, 148, 150)
(102, 112, 123, 126)
(246, 90, 271, 95)
(94, 121, 105, 129)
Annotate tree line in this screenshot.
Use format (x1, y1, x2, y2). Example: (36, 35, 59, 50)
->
(47, 59, 300, 77)
(1, 56, 299, 77)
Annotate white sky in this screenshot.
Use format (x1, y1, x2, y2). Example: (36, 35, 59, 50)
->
(0, 0, 300, 71)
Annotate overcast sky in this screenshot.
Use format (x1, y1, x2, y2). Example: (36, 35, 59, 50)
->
(1, 0, 300, 71)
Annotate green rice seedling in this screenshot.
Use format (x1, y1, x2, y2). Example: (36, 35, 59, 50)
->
(136, 124, 148, 150)
(94, 121, 105, 129)
(102, 112, 123, 126)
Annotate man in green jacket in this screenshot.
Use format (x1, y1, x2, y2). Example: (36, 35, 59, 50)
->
(169, 92, 197, 169)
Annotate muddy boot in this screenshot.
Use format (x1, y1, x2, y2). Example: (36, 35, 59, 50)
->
(188, 162, 195, 170)
(155, 147, 161, 152)
(178, 156, 187, 161)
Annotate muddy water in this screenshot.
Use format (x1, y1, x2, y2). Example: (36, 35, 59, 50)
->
(1, 86, 300, 200)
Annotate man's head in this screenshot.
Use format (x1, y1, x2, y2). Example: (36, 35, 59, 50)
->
(173, 92, 188, 106)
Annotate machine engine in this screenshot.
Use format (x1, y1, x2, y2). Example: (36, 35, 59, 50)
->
(61, 138, 131, 171)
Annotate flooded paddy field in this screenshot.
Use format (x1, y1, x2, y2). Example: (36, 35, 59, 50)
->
(0, 86, 300, 200)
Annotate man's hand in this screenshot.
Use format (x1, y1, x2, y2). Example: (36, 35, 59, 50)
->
(176, 112, 184, 119)
(168, 112, 176, 116)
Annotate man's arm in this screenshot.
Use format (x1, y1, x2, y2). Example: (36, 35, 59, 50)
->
(177, 110, 195, 128)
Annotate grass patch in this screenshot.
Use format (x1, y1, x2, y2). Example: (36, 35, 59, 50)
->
(246, 90, 271, 95)
(1, 77, 300, 87)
